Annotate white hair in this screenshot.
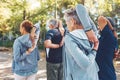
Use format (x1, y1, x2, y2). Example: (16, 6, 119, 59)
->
(64, 8, 81, 25)
(46, 19, 58, 29)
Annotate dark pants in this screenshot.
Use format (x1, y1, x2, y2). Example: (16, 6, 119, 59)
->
(47, 62, 63, 80)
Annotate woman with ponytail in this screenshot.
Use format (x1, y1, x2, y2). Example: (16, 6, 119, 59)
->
(96, 16, 119, 80)
(12, 20, 40, 80)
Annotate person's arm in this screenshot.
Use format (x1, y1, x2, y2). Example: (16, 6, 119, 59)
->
(30, 22, 40, 46)
(30, 27, 36, 44)
(58, 20, 65, 36)
(44, 40, 60, 48)
(13, 39, 27, 62)
(65, 38, 96, 70)
(113, 37, 119, 58)
(85, 30, 99, 50)
(59, 37, 64, 47)
(58, 20, 65, 47)
(76, 4, 99, 50)
(13, 39, 36, 62)
(34, 22, 40, 43)
(107, 19, 118, 39)
(112, 30, 118, 39)
(44, 30, 60, 48)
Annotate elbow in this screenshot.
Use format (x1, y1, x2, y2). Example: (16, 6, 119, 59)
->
(44, 40, 53, 48)
(44, 42, 50, 48)
(44, 45, 49, 48)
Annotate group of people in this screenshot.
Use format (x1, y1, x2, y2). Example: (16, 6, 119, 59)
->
(12, 4, 119, 80)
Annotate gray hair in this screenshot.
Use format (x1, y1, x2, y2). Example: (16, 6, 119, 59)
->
(64, 8, 81, 25)
(46, 19, 58, 28)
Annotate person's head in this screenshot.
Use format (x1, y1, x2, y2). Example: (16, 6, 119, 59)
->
(64, 8, 82, 32)
(97, 16, 107, 31)
(46, 19, 58, 31)
(20, 20, 33, 35)
(107, 17, 115, 27)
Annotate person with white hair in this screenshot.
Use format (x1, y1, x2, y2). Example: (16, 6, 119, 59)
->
(44, 19, 64, 80)
(63, 4, 99, 80)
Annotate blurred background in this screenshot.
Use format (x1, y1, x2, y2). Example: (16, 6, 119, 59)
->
(0, 0, 120, 49)
(0, 0, 120, 80)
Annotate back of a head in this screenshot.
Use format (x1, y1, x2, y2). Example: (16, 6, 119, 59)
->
(20, 20, 33, 33)
(64, 8, 81, 25)
(107, 17, 115, 28)
(47, 19, 58, 29)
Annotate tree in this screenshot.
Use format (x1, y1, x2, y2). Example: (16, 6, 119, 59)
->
(3, 0, 119, 40)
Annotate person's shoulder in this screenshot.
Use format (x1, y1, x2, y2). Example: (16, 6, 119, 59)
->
(14, 35, 27, 42)
(14, 36, 21, 42)
(47, 28, 58, 33)
(13, 36, 21, 45)
(51, 28, 58, 31)
(65, 33, 73, 41)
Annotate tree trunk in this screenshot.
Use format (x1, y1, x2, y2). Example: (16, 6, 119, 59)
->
(23, 10, 26, 20)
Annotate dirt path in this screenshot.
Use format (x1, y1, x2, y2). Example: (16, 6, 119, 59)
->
(0, 51, 120, 80)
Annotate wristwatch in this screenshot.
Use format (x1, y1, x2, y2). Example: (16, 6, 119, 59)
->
(85, 28, 92, 32)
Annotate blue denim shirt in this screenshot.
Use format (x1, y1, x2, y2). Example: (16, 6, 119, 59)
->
(12, 23, 40, 76)
(63, 30, 99, 80)
(12, 34, 39, 76)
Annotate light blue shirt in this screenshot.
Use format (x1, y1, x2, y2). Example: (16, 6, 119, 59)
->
(63, 29, 99, 80)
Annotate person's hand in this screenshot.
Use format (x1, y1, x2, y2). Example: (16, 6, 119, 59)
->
(30, 27, 36, 38)
(58, 20, 65, 36)
(59, 37, 64, 47)
(86, 30, 99, 50)
(114, 49, 120, 59)
(30, 27, 37, 43)
(98, 16, 107, 31)
(106, 19, 118, 39)
(113, 31, 118, 39)
(26, 43, 36, 55)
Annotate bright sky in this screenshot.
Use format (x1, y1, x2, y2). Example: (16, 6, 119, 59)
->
(27, 0, 40, 10)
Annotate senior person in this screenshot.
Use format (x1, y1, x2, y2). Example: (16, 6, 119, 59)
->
(44, 19, 64, 80)
(63, 4, 99, 80)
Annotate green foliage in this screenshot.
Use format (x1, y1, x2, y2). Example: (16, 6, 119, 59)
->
(0, 0, 120, 48)
(0, 40, 14, 47)
(98, 0, 120, 17)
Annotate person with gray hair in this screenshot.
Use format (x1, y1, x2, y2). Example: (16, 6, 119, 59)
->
(46, 19, 59, 31)
(63, 4, 99, 80)
(44, 19, 64, 80)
